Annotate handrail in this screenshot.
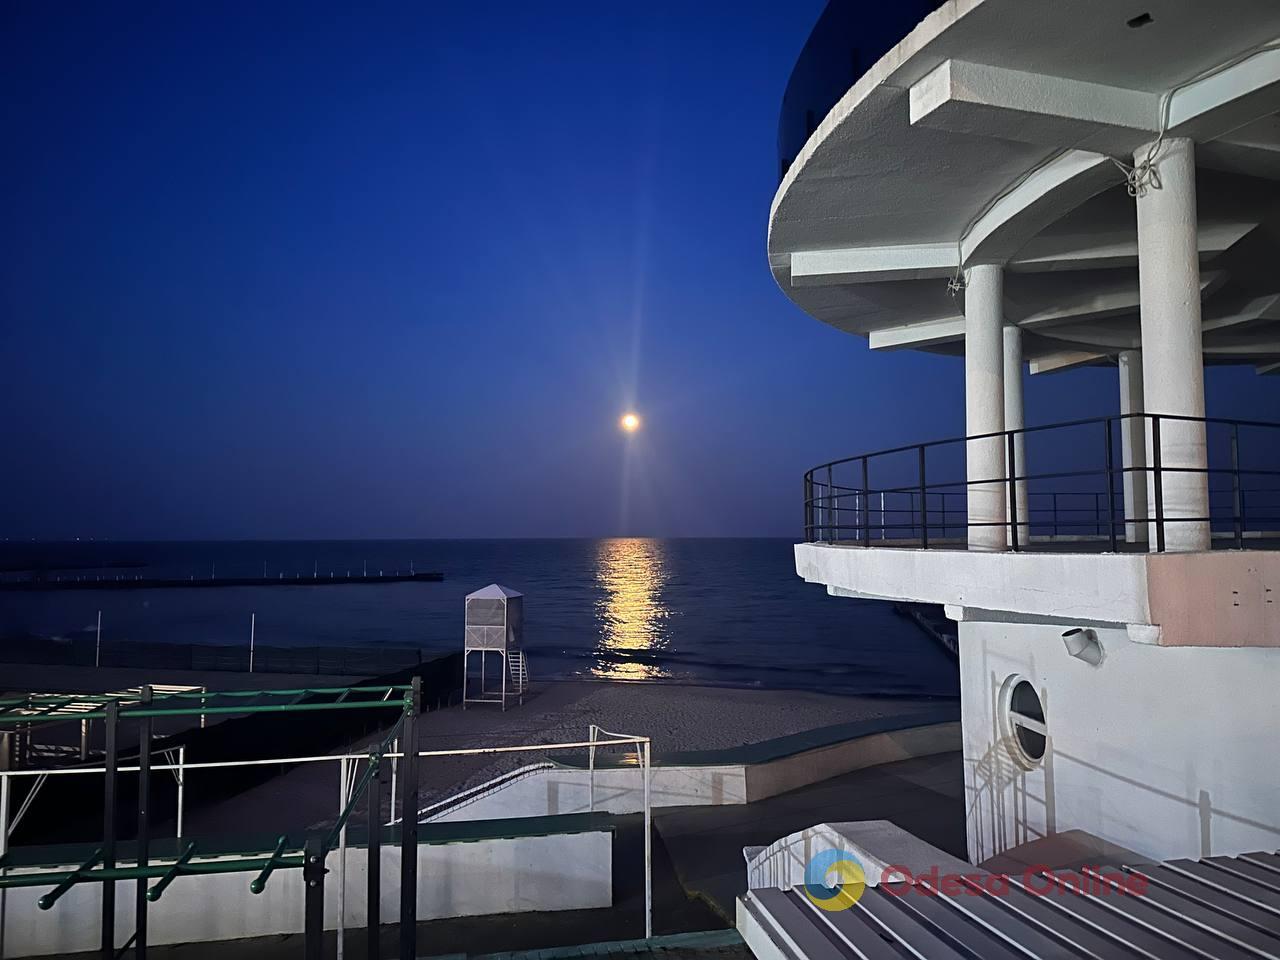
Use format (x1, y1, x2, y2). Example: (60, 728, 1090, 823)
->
(803, 413, 1280, 551)
(805, 411, 1280, 477)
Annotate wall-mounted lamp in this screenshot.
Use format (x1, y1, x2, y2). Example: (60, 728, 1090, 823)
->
(1062, 628, 1105, 666)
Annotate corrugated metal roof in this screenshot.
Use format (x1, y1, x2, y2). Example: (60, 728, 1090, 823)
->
(744, 851, 1280, 959)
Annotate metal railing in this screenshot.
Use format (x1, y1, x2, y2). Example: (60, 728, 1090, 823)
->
(0, 684, 654, 958)
(803, 413, 1280, 552)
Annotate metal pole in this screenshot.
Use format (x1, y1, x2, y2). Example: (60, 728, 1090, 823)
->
(918, 446, 928, 549)
(399, 679, 421, 960)
(1006, 432, 1020, 552)
(588, 725, 596, 813)
(1152, 415, 1166, 552)
(176, 747, 185, 840)
(249, 614, 256, 674)
(1, 772, 8, 960)
(136, 687, 152, 960)
(368, 755, 386, 960)
(643, 739, 652, 940)
(1105, 419, 1118, 551)
(96, 610, 102, 668)
(337, 757, 348, 960)
(101, 701, 119, 960)
(861, 458, 871, 547)
(1231, 423, 1243, 548)
(303, 836, 325, 960)
(388, 738, 398, 826)
(826, 464, 834, 542)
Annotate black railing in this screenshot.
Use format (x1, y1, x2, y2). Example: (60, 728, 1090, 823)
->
(803, 413, 1280, 552)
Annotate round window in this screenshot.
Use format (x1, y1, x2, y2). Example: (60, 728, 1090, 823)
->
(1001, 676, 1046, 769)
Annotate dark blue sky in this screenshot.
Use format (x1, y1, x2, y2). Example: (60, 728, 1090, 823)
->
(3, 2, 1277, 540)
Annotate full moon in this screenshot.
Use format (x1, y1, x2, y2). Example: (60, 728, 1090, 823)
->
(620, 412, 641, 433)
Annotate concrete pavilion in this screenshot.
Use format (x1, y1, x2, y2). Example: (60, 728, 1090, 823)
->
(743, 2, 1280, 955)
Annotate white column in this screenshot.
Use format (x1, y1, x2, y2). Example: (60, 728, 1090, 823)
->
(965, 263, 1007, 551)
(1003, 324, 1029, 543)
(1117, 350, 1148, 543)
(1134, 137, 1209, 551)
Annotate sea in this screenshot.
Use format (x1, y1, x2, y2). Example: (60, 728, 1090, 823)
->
(0, 539, 959, 698)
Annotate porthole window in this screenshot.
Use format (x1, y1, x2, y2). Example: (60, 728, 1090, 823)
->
(1000, 676, 1046, 769)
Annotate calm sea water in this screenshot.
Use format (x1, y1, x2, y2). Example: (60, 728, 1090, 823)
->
(0, 539, 958, 697)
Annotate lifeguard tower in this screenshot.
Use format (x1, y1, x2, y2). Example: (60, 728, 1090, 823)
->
(462, 584, 528, 710)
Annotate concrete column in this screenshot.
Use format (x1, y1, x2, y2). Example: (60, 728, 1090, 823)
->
(1117, 350, 1148, 544)
(1003, 324, 1029, 543)
(965, 263, 1007, 551)
(1134, 137, 1209, 551)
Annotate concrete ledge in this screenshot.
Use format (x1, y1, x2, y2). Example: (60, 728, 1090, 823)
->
(797, 542, 1280, 647)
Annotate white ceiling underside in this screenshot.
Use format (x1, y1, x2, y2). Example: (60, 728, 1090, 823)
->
(768, 0, 1280, 374)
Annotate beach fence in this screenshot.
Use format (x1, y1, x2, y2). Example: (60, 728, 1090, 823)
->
(0, 679, 652, 959)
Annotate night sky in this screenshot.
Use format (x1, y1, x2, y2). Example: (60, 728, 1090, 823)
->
(4, 2, 1278, 540)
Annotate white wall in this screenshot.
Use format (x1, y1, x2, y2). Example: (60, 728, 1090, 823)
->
(959, 616, 1280, 865)
(2, 830, 611, 958)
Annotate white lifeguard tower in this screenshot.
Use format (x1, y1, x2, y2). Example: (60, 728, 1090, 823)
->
(462, 584, 528, 710)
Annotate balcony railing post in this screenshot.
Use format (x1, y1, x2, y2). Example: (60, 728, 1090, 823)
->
(861, 457, 870, 547)
(1152, 415, 1165, 552)
(918, 446, 928, 549)
(1104, 419, 1118, 551)
(826, 464, 835, 543)
(1231, 423, 1243, 549)
(1006, 431, 1019, 552)
(803, 474, 813, 542)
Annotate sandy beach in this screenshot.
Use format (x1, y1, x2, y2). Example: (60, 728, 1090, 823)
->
(406, 680, 950, 808)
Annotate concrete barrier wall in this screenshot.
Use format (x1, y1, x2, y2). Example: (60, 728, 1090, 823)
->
(2, 830, 611, 958)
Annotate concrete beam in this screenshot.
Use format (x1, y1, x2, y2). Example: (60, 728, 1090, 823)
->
(1202, 293, 1280, 332)
(790, 243, 956, 286)
(1167, 45, 1280, 143)
(910, 60, 1156, 150)
(1014, 272, 1223, 329)
(962, 150, 1117, 266)
(868, 316, 966, 351)
(1010, 221, 1258, 274)
(1257, 361, 1280, 375)
(1027, 350, 1108, 375)
(1199, 115, 1280, 180)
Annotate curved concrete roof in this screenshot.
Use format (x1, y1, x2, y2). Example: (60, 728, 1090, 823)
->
(769, 0, 1280, 374)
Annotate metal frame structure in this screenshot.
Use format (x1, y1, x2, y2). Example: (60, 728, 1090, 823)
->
(0, 681, 419, 960)
(803, 413, 1280, 552)
(0, 687, 655, 957)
